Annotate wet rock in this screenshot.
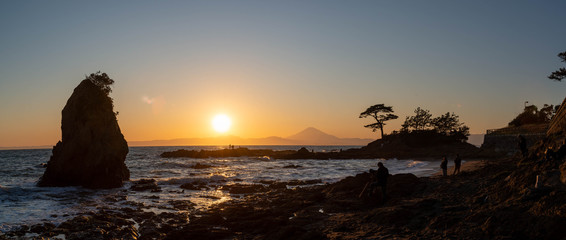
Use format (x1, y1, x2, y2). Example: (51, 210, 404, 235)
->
(66, 228, 107, 240)
(269, 182, 288, 189)
(7, 225, 29, 237)
(165, 224, 233, 240)
(283, 164, 302, 168)
(259, 180, 287, 189)
(223, 184, 269, 194)
(180, 182, 199, 190)
(180, 180, 208, 190)
(190, 163, 215, 169)
(132, 211, 156, 223)
(38, 76, 129, 189)
(42, 210, 139, 240)
(287, 179, 322, 186)
(103, 195, 121, 202)
(139, 221, 166, 240)
(117, 226, 139, 240)
(130, 179, 161, 192)
(124, 201, 145, 209)
(260, 179, 323, 189)
(168, 200, 195, 211)
(30, 223, 56, 233)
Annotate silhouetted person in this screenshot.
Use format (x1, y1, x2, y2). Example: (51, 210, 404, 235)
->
(556, 139, 566, 159)
(376, 162, 389, 200)
(369, 162, 389, 200)
(453, 154, 462, 175)
(440, 156, 448, 177)
(518, 135, 528, 157)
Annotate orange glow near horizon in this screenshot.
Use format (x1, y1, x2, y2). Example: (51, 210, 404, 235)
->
(2, 2, 565, 148)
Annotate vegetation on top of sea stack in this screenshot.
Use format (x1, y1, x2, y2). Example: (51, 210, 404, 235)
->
(357, 104, 479, 158)
(360, 103, 470, 142)
(401, 107, 433, 132)
(86, 71, 115, 95)
(400, 108, 470, 142)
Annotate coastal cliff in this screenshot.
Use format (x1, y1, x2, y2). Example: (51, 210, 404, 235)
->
(38, 77, 129, 189)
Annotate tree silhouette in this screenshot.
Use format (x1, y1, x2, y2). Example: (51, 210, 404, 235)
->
(432, 112, 461, 135)
(402, 107, 433, 131)
(548, 51, 566, 81)
(359, 104, 398, 138)
(432, 112, 470, 141)
(508, 104, 557, 126)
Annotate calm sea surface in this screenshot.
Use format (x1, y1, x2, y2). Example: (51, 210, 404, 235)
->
(0, 145, 442, 231)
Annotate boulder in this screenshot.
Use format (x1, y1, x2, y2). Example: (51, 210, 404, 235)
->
(130, 179, 161, 192)
(323, 172, 423, 201)
(38, 78, 129, 188)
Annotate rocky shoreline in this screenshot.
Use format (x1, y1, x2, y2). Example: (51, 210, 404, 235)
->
(161, 140, 499, 160)
(3, 151, 565, 239)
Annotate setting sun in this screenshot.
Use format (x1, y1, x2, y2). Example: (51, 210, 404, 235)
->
(212, 114, 232, 133)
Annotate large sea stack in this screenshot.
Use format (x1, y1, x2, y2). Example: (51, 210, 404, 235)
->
(38, 73, 129, 188)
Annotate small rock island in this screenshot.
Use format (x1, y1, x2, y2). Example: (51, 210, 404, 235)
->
(38, 72, 129, 189)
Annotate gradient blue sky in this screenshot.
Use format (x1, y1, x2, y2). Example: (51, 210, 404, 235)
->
(1, 1, 565, 147)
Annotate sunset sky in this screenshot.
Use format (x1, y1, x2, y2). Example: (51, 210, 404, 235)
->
(1, 1, 565, 147)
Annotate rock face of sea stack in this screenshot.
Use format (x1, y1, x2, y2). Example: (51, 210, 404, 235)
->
(38, 78, 129, 189)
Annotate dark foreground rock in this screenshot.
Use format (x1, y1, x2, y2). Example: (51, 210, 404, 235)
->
(38, 76, 129, 189)
(130, 179, 161, 192)
(163, 173, 424, 240)
(9, 149, 566, 239)
(173, 154, 566, 240)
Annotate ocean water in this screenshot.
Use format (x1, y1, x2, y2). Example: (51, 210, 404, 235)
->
(0, 146, 443, 232)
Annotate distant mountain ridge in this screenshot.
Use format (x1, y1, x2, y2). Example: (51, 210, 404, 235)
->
(129, 127, 374, 146)
(287, 127, 340, 142)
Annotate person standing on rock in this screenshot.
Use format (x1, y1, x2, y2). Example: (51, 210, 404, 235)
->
(440, 156, 448, 177)
(372, 162, 389, 200)
(453, 154, 462, 175)
(518, 135, 528, 157)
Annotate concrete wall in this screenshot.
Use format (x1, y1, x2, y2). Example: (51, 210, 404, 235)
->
(482, 133, 545, 155)
(480, 96, 564, 155)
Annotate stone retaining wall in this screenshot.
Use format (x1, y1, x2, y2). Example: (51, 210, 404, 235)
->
(482, 133, 545, 155)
